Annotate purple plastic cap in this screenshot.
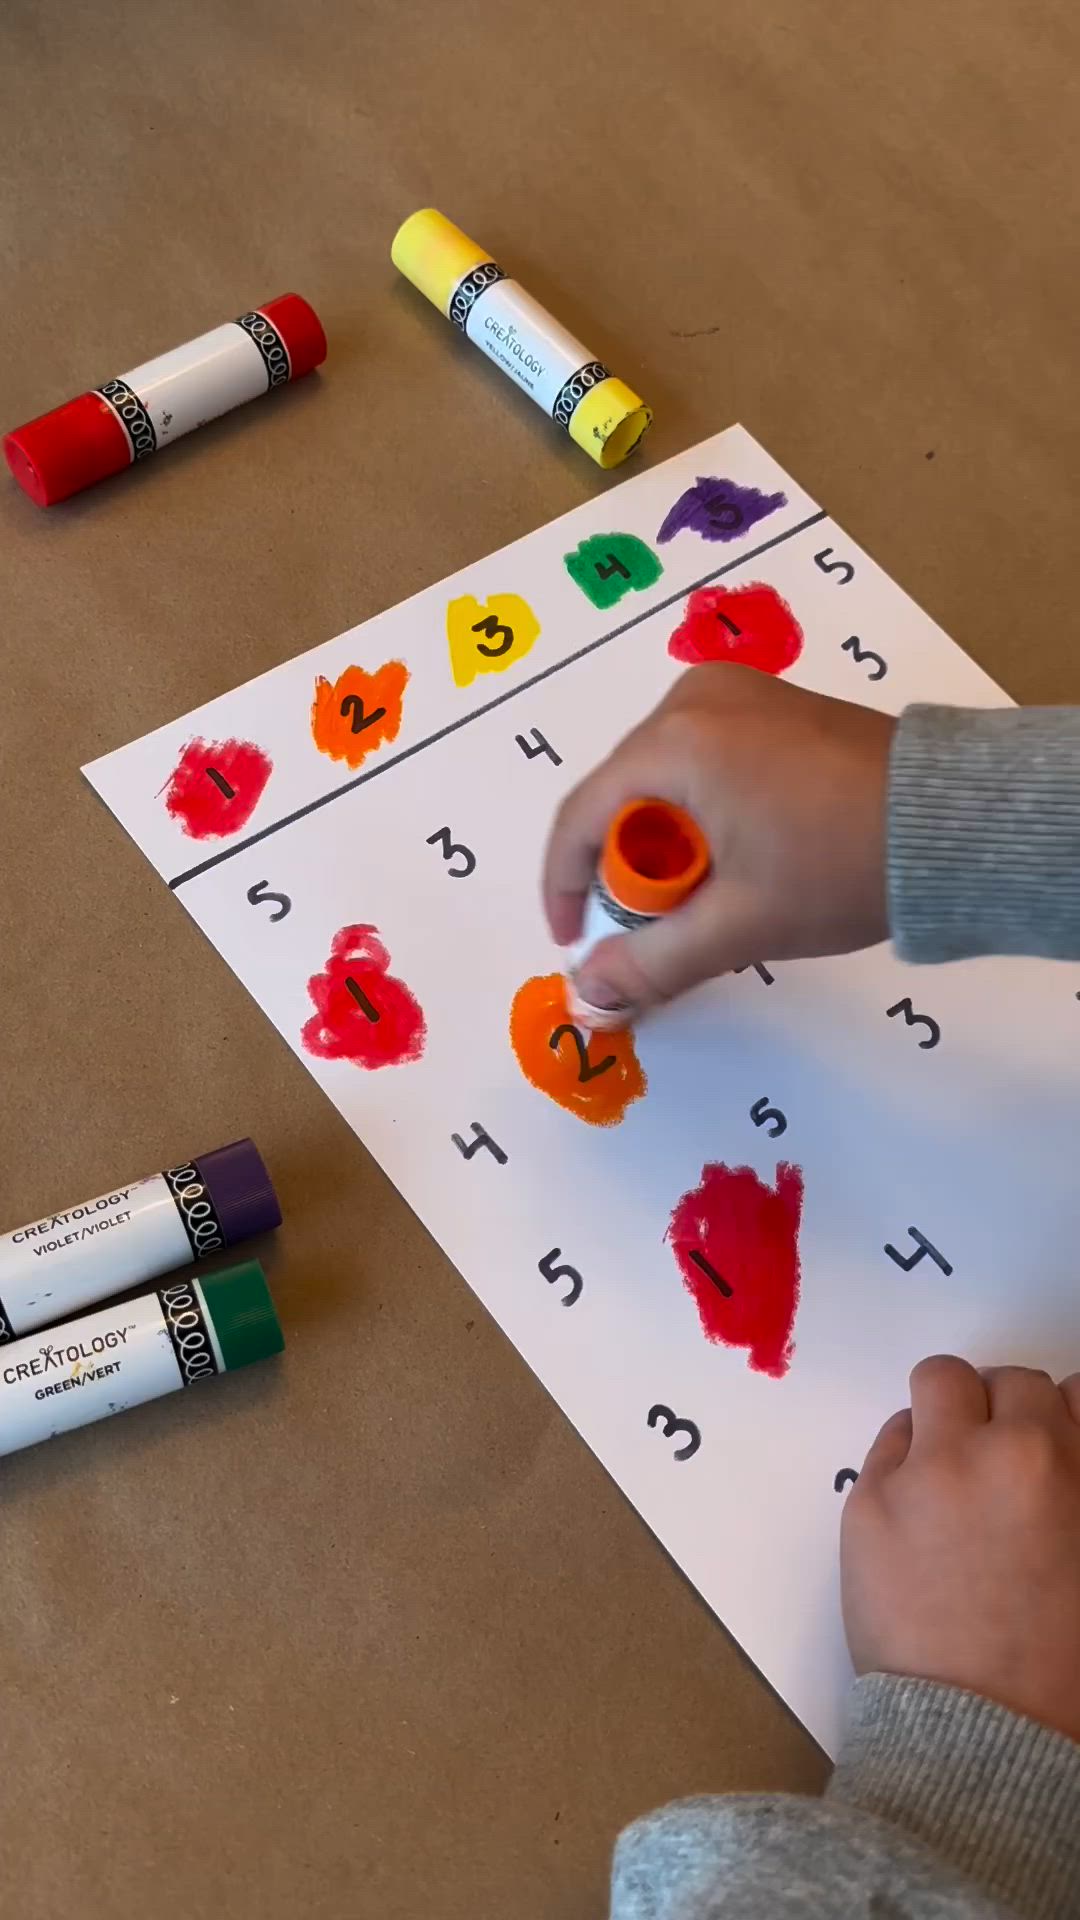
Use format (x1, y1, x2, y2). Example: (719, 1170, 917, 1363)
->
(193, 1138, 282, 1247)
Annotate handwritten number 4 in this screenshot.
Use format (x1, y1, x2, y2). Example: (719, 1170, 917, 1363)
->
(426, 827, 476, 878)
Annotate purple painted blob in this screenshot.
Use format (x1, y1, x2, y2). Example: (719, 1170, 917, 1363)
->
(656, 476, 787, 546)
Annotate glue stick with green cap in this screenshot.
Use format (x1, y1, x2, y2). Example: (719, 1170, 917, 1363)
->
(0, 1260, 283, 1457)
(392, 209, 652, 470)
(568, 798, 711, 1029)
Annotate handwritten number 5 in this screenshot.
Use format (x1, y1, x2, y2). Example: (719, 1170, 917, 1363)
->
(247, 880, 291, 922)
(814, 546, 855, 586)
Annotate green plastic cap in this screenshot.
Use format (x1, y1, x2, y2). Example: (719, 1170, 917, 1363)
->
(198, 1260, 284, 1372)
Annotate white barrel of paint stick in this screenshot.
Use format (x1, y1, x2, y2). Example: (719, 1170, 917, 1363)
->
(0, 1141, 280, 1344)
(0, 1262, 283, 1458)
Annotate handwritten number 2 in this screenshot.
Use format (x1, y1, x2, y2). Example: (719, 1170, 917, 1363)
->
(247, 880, 291, 922)
(841, 635, 887, 681)
(426, 827, 476, 878)
(549, 1024, 617, 1082)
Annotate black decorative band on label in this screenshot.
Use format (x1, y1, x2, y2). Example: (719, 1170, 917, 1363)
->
(592, 875, 653, 933)
(158, 1279, 219, 1386)
(162, 1162, 227, 1260)
(448, 261, 506, 334)
(235, 310, 291, 388)
(551, 360, 611, 430)
(97, 379, 158, 460)
(0, 1292, 13, 1348)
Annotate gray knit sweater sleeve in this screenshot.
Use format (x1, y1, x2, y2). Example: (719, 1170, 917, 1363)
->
(889, 705, 1080, 962)
(610, 1675, 1080, 1919)
(610, 706, 1080, 1919)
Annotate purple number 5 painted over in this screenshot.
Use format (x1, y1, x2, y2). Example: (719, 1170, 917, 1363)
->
(656, 476, 787, 547)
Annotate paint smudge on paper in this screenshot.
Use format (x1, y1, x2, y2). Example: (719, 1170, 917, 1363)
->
(666, 1162, 804, 1377)
(656, 476, 786, 546)
(509, 973, 645, 1125)
(668, 582, 804, 675)
(446, 592, 540, 689)
(162, 738, 272, 840)
(302, 925, 426, 1069)
(563, 532, 663, 610)
(311, 660, 409, 770)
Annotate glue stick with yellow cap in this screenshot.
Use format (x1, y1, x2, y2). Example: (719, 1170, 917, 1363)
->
(568, 799, 711, 1028)
(392, 209, 652, 470)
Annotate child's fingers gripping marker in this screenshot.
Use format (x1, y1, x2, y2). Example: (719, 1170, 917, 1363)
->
(567, 799, 711, 1029)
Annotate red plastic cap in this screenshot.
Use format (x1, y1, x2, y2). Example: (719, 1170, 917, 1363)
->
(260, 293, 327, 380)
(3, 389, 131, 508)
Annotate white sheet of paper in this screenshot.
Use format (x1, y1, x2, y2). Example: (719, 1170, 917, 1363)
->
(84, 426, 1080, 1756)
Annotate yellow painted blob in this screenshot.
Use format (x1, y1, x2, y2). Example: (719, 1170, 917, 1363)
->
(446, 592, 540, 689)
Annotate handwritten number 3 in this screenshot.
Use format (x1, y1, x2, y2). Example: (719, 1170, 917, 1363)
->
(550, 1024, 617, 1082)
(647, 1404, 701, 1461)
(887, 997, 941, 1050)
(426, 827, 476, 878)
(472, 614, 514, 658)
(841, 635, 887, 681)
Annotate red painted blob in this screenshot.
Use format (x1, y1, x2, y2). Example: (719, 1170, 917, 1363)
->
(302, 925, 426, 1070)
(666, 1161, 804, 1378)
(162, 737, 273, 840)
(668, 582, 804, 675)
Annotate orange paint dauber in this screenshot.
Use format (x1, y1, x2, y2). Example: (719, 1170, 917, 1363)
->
(568, 798, 710, 1030)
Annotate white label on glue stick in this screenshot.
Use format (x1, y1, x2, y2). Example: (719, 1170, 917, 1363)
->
(0, 1167, 220, 1343)
(98, 312, 288, 455)
(570, 879, 655, 975)
(0, 1278, 218, 1458)
(459, 277, 610, 422)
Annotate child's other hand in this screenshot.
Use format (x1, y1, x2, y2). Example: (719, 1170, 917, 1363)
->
(542, 665, 894, 1025)
(843, 1356, 1080, 1745)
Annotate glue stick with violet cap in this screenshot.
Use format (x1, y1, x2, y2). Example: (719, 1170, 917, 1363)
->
(392, 209, 652, 469)
(0, 1261, 283, 1458)
(568, 799, 711, 1029)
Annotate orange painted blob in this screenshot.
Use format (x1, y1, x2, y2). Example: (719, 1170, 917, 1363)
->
(311, 660, 409, 769)
(510, 973, 646, 1126)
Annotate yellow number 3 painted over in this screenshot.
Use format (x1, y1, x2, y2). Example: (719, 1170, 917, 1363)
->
(446, 592, 541, 689)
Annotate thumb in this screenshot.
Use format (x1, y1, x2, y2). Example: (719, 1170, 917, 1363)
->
(570, 883, 756, 1028)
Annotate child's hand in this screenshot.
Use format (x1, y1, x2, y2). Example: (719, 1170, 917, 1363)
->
(542, 665, 894, 1025)
(843, 1356, 1080, 1745)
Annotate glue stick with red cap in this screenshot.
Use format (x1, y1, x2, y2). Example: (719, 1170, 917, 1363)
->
(3, 293, 327, 507)
(568, 799, 711, 1029)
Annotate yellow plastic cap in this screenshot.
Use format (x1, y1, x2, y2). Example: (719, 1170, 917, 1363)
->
(391, 208, 490, 317)
(570, 376, 652, 469)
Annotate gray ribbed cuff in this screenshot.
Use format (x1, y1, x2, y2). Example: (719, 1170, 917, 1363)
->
(829, 1674, 1080, 1919)
(889, 704, 1080, 963)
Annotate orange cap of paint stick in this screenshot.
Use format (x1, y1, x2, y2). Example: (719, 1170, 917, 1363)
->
(599, 799, 710, 917)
